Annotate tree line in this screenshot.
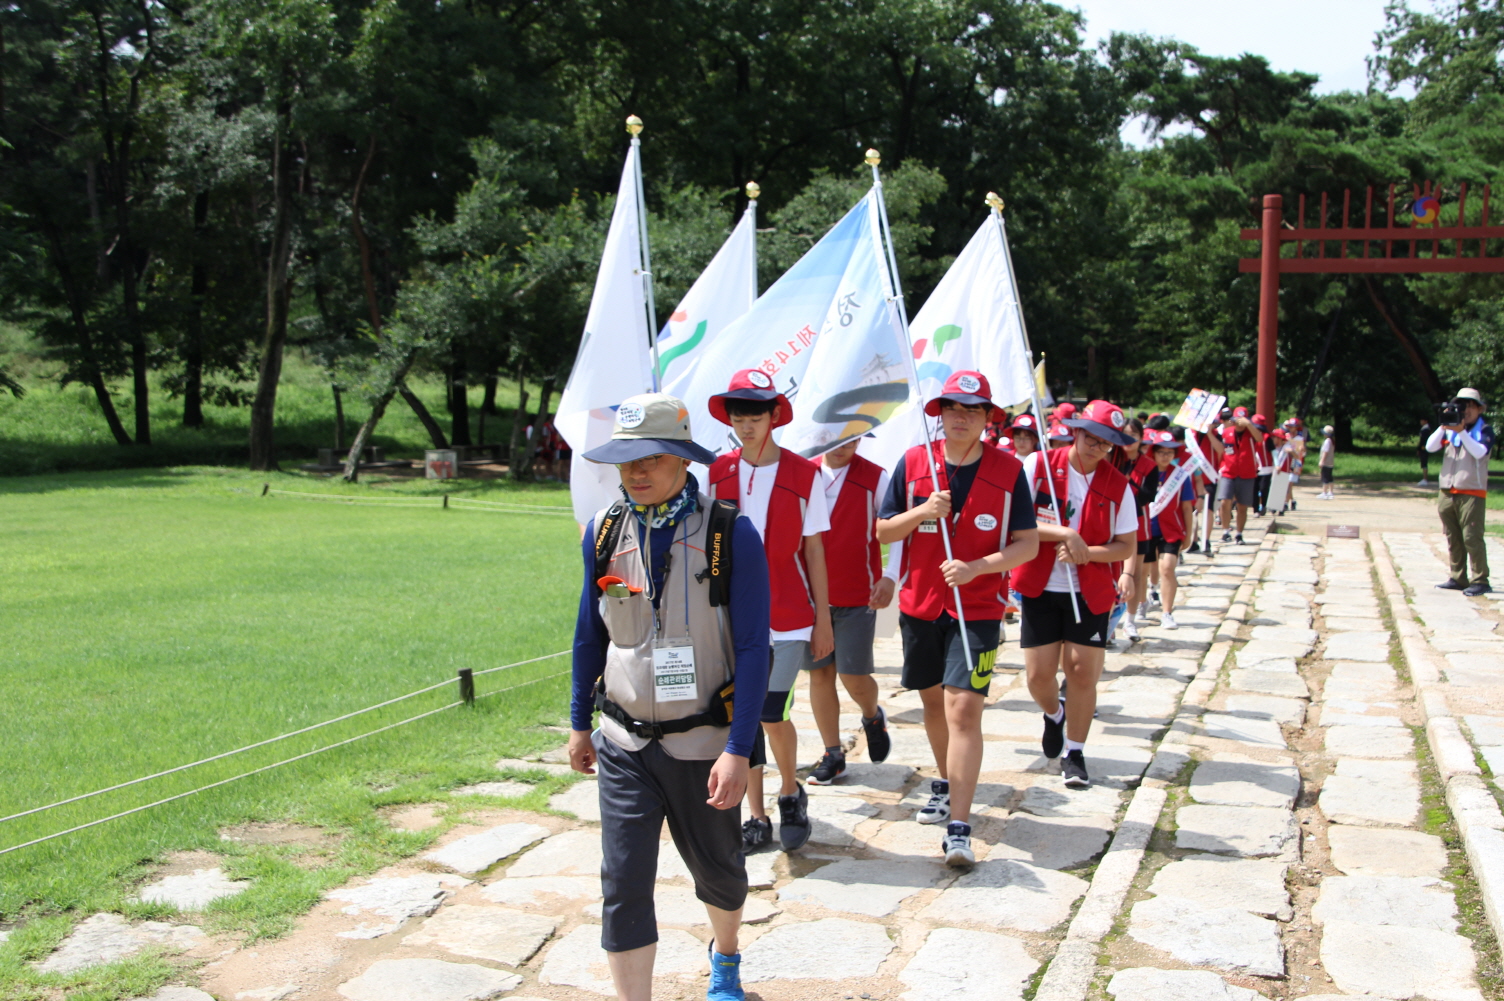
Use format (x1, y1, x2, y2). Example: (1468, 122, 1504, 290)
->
(2, 0, 1501, 472)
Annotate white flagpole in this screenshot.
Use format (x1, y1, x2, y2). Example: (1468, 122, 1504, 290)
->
(987, 193, 1082, 624)
(867, 149, 973, 666)
(746, 181, 760, 305)
(626, 115, 661, 389)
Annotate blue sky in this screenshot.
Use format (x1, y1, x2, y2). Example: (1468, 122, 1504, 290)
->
(1067, 0, 1407, 145)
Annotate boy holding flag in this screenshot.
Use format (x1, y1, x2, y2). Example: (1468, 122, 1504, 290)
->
(876, 371, 1039, 865)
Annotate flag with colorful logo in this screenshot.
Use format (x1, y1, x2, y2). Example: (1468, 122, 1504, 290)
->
(659, 204, 758, 393)
(680, 190, 911, 458)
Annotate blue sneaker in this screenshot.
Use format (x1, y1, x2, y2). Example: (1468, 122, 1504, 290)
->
(708, 944, 745, 1001)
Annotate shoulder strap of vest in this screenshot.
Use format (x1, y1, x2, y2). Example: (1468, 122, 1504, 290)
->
(702, 498, 739, 607)
(845, 454, 883, 492)
(591, 501, 630, 593)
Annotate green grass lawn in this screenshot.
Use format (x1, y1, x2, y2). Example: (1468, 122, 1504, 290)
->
(0, 467, 583, 999)
(1326, 443, 1504, 509)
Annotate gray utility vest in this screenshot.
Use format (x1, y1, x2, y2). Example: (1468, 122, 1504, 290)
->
(595, 496, 735, 760)
(1440, 424, 1490, 493)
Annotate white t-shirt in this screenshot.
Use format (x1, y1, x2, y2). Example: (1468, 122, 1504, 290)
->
(1319, 437, 1335, 467)
(738, 456, 831, 641)
(1022, 452, 1138, 593)
(818, 463, 902, 584)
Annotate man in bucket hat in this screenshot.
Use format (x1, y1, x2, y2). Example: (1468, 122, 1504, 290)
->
(569, 392, 772, 1001)
(1013, 400, 1139, 789)
(877, 370, 1039, 865)
(706, 369, 833, 854)
(1427, 387, 1494, 595)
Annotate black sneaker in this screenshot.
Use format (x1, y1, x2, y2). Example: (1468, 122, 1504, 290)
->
(1437, 579, 1467, 590)
(777, 784, 811, 851)
(862, 707, 891, 763)
(1235, 533, 1245, 545)
(1062, 750, 1090, 789)
(742, 815, 772, 851)
(1188, 541, 1201, 554)
(807, 749, 846, 786)
(1221, 530, 1232, 543)
(1042, 711, 1065, 760)
(1290, 499, 1297, 510)
(1465, 582, 1494, 597)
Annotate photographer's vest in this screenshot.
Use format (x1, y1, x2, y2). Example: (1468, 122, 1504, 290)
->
(899, 441, 1021, 622)
(594, 498, 736, 760)
(817, 454, 885, 608)
(1440, 424, 1491, 495)
(709, 452, 818, 632)
(1013, 447, 1129, 616)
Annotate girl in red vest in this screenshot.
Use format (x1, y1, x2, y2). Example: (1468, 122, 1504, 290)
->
(1216, 406, 1264, 545)
(876, 371, 1039, 866)
(707, 370, 833, 855)
(804, 436, 902, 787)
(1014, 400, 1139, 789)
(1138, 430, 1197, 628)
(1110, 419, 1155, 641)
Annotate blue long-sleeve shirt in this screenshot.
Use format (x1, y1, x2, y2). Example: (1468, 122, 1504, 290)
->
(571, 512, 770, 757)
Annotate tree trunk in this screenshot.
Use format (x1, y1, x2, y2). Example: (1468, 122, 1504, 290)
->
(44, 222, 131, 445)
(1335, 412, 1354, 451)
(509, 372, 531, 481)
(351, 134, 384, 337)
(481, 374, 497, 415)
(449, 356, 473, 446)
(249, 118, 296, 471)
(530, 376, 556, 429)
(1363, 276, 1445, 404)
(332, 383, 345, 449)
(400, 383, 449, 448)
(1298, 298, 1345, 420)
(183, 189, 209, 428)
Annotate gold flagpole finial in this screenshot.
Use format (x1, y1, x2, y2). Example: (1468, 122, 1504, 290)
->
(625, 115, 644, 136)
(985, 192, 1004, 212)
(864, 148, 881, 166)
(745, 181, 761, 200)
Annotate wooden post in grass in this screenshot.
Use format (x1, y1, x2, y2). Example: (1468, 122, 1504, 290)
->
(458, 669, 475, 705)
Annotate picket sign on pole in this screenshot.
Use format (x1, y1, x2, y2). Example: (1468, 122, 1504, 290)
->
(866, 149, 973, 668)
(988, 194, 1082, 624)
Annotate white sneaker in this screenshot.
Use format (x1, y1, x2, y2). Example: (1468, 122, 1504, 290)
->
(1134, 607, 1150, 625)
(1418, 479, 1429, 487)
(942, 822, 975, 867)
(916, 780, 951, 825)
(1161, 612, 1178, 630)
(1122, 617, 1140, 642)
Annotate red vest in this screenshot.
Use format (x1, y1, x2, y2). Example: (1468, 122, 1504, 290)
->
(709, 450, 818, 631)
(1148, 466, 1188, 544)
(899, 441, 1022, 622)
(816, 454, 884, 608)
(1013, 447, 1130, 616)
(1219, 426, 1257, 479)
(1124, 452, 1156, 541)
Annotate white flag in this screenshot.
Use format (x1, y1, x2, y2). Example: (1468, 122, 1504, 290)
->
(864, 215, 1035, 471)
(556, 145, 655, 524)
(659, 204, 757, 393)
(679, 190, 910, 459)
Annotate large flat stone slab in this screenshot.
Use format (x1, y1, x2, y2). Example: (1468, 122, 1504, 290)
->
(804, 762, 915, 797)
(1175, 805, 1298, 858)
(539, 925, 703, 995)
(1197, 713, 1286, 747)
(1327, 826, 1447, 878)
(506, 830, 601, 878)
(481, 876, 600, 907)
(34, 914, 205, 974)
(1127, 895, 1282, 976)
(804, 794, 879, 847)
(1320, 921, 1483, 1001)
(1319, 710, 1404, 728)
(403, 905, 558, 965)
(1325, 616, 1384, 632)
(328, 875, 470, 937)
(337, 959, 522, 1001)
(581, 884, 777, 925)
(1323, 633, 1393, 662)
(1320, 759, 1420, 828)
(1224, 693, 1306, 726)
(777, 858, 942, 917)
(919, 860, 1086, 932)
(1228, 670, 1310, 698)
(1148, 855, 1290, 919)
(1107, 967, 1265, 1001)
(425, 823, 551, 874)
(138, 867, 248, 911)
(548, 782, 601, 822)
(1250, 625, 1318, 648)
(1016, 779, 1122, 819)
(988, 814, 1113, 870)
(1464, 714, 1504, 746)
(899, 927, 1038, 1001)
(1189, 754, 1300, 809)
(1237, 640, 1312, 667)
(1312, 875, 1457, 932)
(741, 918, 893, 982)
(1324, 725, 1412, 758)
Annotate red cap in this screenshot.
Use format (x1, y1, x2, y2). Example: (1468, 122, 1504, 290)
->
(709, 368, 792, 428)
(1003, 413, 1040, 437)
(1232, 406, 1250, 419)
(1063, 399, 1135, 447)
(1053, 402, 1077, 420)
(924, 370, 1000, 418)
(1047, 421, 1073, 442)
(1145, 429, 1178, 449)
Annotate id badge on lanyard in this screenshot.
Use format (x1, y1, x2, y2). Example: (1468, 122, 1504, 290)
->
(652, 638, 697, 703)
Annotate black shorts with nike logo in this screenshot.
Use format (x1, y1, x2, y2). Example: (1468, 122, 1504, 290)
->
(1020, 591, 1111, 649)
(898, 612, 1001, 695)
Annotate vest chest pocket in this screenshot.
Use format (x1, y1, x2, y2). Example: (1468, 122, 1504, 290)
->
(602, 588, 653, 649)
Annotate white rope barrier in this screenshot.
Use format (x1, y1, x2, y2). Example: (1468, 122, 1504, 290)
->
(264, 487, 572, 516)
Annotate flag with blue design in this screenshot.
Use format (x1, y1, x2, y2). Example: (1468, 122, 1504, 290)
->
(864, 215, 1035, 470)
(659, 204, 757, 394)
(680, 190, 910, 458)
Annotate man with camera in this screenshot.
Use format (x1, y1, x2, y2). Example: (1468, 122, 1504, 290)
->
(1426, 387, 1494, 596)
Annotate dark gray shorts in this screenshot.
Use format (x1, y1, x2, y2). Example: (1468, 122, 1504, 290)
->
(593, 731, 746, 953)
(1216, 476, 1255, 506)
(898, 612, 1001, 695)
(812, 605, 878, 675)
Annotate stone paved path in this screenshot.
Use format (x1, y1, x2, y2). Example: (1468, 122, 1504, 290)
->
(36, 525, 1504, 1001)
